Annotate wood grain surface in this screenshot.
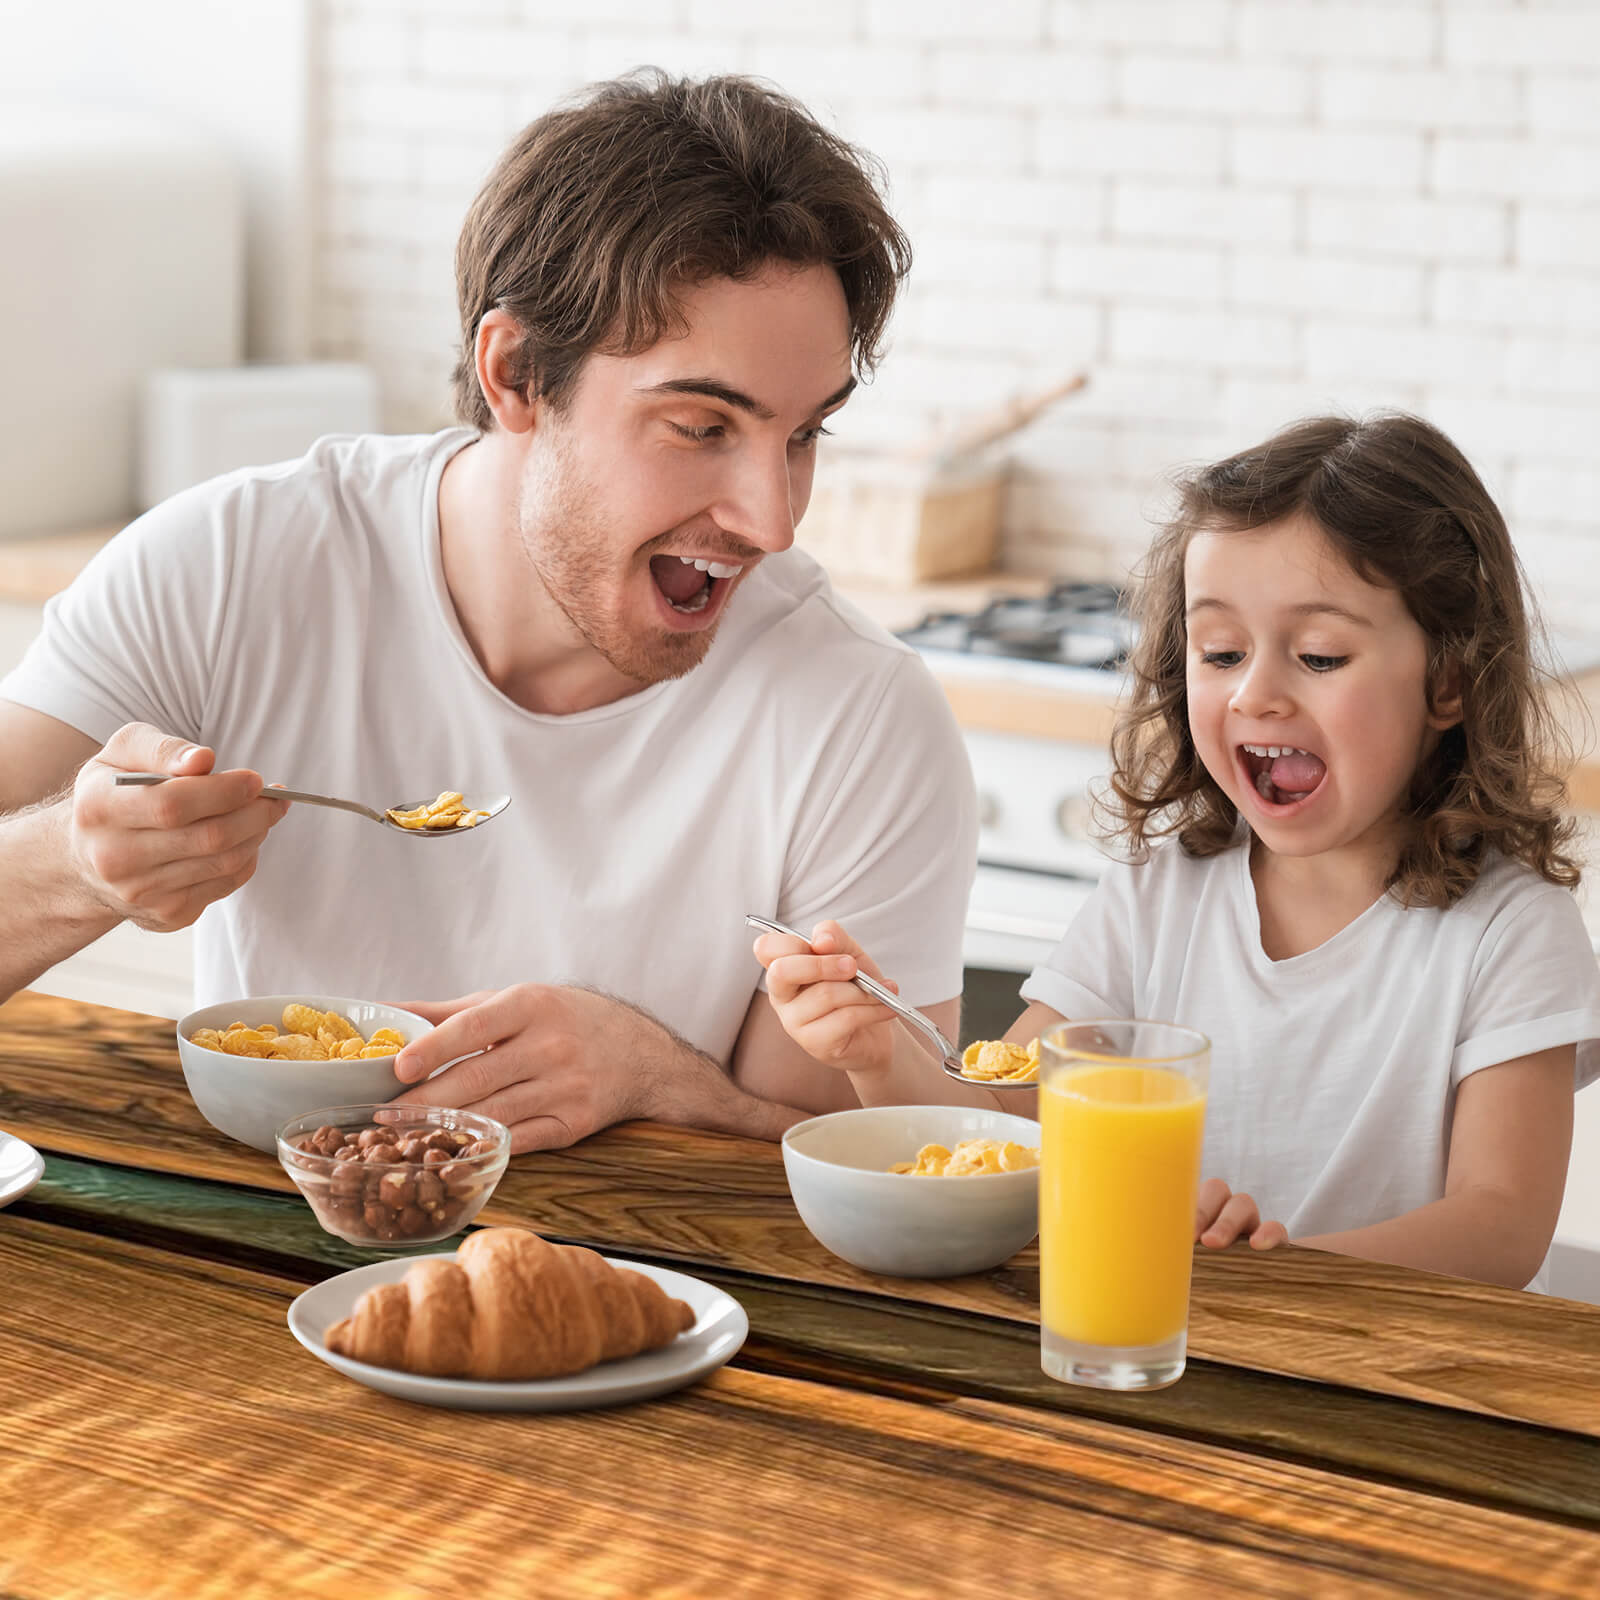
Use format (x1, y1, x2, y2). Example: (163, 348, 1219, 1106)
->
(20, 1154, 1600, 1529)
(5, 1215, 1600, 1600)
(6, 991, 1600, 1439)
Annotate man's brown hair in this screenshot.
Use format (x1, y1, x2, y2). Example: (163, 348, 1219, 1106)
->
(1109, 411, 1580, 907)
(451, 70, 912, 429)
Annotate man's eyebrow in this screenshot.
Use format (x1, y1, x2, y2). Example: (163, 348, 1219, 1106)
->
(636, 376, 857, 420)
(1185, 596, 1375, 627)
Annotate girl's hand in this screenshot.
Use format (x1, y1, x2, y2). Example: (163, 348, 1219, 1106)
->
(753, 919, 901, 1076)
(1195, 1178, 1290, 1250)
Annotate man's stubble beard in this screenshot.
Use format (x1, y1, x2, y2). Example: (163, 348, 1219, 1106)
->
(516, 438, 717, 690)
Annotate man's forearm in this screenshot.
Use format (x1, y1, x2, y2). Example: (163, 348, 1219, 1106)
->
(621, 998, 816, 1142)
(0, 798, 120, 1001)
(1298, 1184, 1551, 1289)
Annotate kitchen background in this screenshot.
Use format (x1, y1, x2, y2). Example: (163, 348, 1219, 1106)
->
(2, 0, 1598, 1287)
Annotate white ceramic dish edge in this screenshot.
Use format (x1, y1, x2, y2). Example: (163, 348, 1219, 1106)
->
(0, 1129, 45, 1208)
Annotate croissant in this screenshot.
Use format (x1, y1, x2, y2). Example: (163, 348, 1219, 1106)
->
(324, 1226, 696, 1380)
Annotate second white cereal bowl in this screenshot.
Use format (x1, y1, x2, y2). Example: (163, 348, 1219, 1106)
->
(175, 994, 435, 1154)
(781, 1104, 1041, 1278)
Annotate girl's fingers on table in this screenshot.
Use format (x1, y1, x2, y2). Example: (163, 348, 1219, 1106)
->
(1194, 1176, 1233, 1237)
(1201, 1191, 1264, 1248)
(1250, 1221, 1291, 1249)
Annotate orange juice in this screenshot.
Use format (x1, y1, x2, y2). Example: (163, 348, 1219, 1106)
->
(1040, 1064, 1207, 1349)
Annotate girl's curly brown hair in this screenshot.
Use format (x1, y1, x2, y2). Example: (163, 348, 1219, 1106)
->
(1108, 411, 1580, 907)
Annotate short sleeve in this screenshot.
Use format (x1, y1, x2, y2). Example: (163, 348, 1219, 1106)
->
(777, 652, 977, 1007)
(1452, 884, 1600, 1090)
(1018, 856, 1139, 1022)
(0, 482, 232, 745)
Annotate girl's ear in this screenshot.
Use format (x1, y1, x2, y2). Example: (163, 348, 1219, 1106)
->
(1427, 656, 1465, 730)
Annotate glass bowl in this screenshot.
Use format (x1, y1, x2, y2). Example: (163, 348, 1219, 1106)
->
(277, 1103, 510, 1247)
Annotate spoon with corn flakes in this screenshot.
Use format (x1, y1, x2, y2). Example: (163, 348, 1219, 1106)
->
(115, 775, 510, 838)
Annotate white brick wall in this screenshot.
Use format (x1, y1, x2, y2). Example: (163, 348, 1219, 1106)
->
(312, 0, 1600, 631)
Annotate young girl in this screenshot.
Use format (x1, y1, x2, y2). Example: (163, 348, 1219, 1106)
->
(756, 412, 1600, 1291)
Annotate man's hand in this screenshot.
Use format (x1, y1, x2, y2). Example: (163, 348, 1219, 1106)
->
(68, 722, 289, 931)
(389, 984, 740, 1154)
(1194, 1178, 1290, 1250)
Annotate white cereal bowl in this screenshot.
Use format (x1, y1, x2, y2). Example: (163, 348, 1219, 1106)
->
(175, 994, 435, 1154)
(781, 1104, 1042, 1279)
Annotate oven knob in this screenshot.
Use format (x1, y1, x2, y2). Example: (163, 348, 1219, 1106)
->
(978, 791, 1001, 829)
(1056, 793, 1093, 841)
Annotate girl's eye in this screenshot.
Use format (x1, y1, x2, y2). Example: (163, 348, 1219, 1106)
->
(1199, 650, 1243, 668)
(669, 422, 725, 442)
(1301, 654, 1347, 673)
(791, 424, 834, 450)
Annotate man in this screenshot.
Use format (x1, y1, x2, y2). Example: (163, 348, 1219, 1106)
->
(0, 72, 976, 1151)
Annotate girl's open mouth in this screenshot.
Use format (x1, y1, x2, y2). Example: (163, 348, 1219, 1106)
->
(1238, 743, 1328, 811)
(647, 553, 745, 629)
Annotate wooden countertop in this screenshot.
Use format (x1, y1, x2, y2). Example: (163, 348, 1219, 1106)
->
(5, 990, 1600, 1597)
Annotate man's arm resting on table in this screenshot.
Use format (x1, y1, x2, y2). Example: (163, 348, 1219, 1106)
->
(0, 702, 115, 999)
(1296, 1045, 1575, 1289)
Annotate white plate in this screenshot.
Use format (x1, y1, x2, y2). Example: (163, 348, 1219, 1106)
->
(287, 1252, 748, 1411)
(0, 1129, 44, 1209)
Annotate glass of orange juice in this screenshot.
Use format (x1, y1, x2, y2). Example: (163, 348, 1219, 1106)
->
(1038, 1019, 1209, 1391)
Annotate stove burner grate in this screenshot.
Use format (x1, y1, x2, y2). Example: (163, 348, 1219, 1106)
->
(897, 582, 1135, 672)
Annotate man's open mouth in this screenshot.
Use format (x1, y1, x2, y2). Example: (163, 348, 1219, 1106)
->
(1238, 743, 1328, 808)
(648, 553, 745, 617)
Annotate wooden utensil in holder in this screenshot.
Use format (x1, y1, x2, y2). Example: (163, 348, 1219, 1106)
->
(798, 374, 1088, 584)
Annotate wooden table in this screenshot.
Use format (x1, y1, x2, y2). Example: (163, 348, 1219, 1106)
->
(4, 992, 1600, 1598)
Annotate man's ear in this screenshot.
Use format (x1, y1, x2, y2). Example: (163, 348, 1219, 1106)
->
(1428, 655, 1464, 730)
(474, 309, 538, 435)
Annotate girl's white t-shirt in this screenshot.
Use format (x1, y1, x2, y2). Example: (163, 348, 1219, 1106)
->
(1020, 835, 1600, 1259)
(1, 430, 977, 1066)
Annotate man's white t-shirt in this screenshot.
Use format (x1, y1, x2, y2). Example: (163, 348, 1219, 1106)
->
(1020, 835, 1600, 1264)
(2, 430, 977, 1067)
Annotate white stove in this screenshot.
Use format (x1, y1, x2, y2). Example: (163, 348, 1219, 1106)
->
(898, 584, 1134, 975)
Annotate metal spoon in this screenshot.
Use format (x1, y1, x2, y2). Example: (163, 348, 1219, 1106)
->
(113, 773, 511, 837)
(745, 913, 1035, 1091)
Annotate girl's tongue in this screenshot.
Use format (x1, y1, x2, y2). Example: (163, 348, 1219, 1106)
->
(1246, 746, 1327, 804)
(1268, 751, 1325, 794)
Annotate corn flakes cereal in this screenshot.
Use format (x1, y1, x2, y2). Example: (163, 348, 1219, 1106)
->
(188, 1004, 407, 1063)
(316, 1010, 361, 1045)
(889, 1138, 1041, 1177)
(216, 1028, 276, 1059)
(385, 790, 492, 831)
(958, 1037, 1041, 1084)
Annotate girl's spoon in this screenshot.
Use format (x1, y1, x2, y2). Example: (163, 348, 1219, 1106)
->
(113, 773, 510, 838)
